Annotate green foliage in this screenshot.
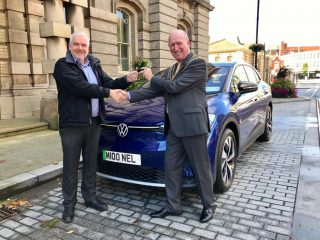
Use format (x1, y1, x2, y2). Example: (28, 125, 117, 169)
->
(302, 63, 308, 76)
(127, 57, 152, 91)
(41, 218, 60, 228)
(249, 43, 265, 52)
(276, 66, 291, 80)
(271, 66, 297, 98)
(271, 78, 292, 89)
(126, 77, 145, 91)
(133, 56, 152, 70)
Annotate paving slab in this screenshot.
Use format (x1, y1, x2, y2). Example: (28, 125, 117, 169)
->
(0, 97, 319, 240)
(0, 128, 62, 200)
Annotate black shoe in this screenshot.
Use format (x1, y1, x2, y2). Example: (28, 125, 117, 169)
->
(199, 205, 217, 223)
(84, 199, 108, 211)
(150, 208, 182, 218)
(62, 207, 74, 224)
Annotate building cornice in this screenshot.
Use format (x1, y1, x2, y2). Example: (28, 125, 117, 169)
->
(188, 0, 214, 11)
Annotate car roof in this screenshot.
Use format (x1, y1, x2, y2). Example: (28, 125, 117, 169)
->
(208, 61, 250, 68)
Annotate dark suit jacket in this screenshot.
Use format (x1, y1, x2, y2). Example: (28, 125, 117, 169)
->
(54, 50, 130, 128)
(129, 52, 210, 137)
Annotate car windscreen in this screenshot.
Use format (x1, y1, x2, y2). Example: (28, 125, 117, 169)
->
(135, 67, 230, 93)
(206, 65, 229, 94)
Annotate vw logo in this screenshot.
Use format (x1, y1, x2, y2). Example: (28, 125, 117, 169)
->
(117, 123, 128, 137)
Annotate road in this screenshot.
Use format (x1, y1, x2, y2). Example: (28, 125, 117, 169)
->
(0, 99, 316, 240)
(297, 78, 320, 98)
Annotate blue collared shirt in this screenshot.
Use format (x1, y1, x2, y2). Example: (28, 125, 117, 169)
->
(72, 54, 99, 117)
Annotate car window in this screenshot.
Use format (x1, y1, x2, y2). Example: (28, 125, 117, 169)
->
(206, 66, 228, 94)
(230, 66, 248, 93)
(252, 68, 262, 82)
(244, 65, 260, 84)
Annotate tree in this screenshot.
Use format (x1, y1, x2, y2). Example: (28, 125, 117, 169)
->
(277, 66, 291, 79)
(302, 63, 308, 77)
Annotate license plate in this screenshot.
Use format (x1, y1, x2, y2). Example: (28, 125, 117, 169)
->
(102, 150, 141, 165)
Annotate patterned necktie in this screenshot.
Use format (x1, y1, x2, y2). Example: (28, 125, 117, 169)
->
(172, 62, 181, 80)
(175, 62, 181, 74)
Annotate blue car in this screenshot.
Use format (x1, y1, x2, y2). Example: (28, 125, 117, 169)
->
(97, 61, 272, 192)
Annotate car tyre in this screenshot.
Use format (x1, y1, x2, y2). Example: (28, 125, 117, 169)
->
(214, 128, 237, 193)
(258, 105, 272, 142)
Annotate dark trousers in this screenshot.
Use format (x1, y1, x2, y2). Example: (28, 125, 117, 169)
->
(165, 130, 215, 212)
(59, 118, 101, 209)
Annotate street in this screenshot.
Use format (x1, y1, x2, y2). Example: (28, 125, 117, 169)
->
(0, 99, 316, 240)
(297, 78, 320, 98)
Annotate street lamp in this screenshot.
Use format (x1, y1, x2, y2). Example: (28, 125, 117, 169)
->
(255, 0, 260, 70)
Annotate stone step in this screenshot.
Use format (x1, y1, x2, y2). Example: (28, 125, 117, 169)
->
(0, 116, 49, 138)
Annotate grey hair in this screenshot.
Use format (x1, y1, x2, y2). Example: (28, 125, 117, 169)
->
(181, 30, 189, 41)
(69, 32, 90, 46)
(168, 29, 189, 42)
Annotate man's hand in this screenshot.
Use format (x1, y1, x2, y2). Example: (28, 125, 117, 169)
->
(127, 71, 139, 82)
(141, 67, 153, 81)
(118, 90, 129, 101)
(109, 89, 129, 103)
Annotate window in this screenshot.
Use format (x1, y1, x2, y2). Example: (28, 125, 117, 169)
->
(230, 66, 248, 93)
(206, 66, 229, 93)
(244, 66, 260, 84)
(116, 9, 130, 71)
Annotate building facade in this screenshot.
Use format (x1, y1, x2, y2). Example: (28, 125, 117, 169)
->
(280, 42, 320, 79)
(208, 39, 273, 83)
(0, 0, 213, 129)
(280, 41, 320, 56)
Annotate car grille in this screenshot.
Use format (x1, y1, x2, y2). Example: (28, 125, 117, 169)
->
(97, 162, 196, 188)
(101, 124, 164, 132)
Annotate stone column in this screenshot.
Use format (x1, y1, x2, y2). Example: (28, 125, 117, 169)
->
(0, 0, 13, 119)
(192, 2, 213, 61)
(149, 0, 178, 72)
(26, 0, 48, 117)
(40, 0, 71, 129)
(66, 0, 89, 34)
(88, 6, 118, 76)
(6, 0, 32, 118)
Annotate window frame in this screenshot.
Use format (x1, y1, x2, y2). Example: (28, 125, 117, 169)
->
(116, 9, 131, 71)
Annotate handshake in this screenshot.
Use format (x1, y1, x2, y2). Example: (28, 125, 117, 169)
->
(109, 89, 129, 103)
(108, 67, 154, 103)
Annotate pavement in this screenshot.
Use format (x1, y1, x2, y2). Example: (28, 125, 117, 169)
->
(291, 97, 320, 240)
(0, 96, 319, 240)
(0, 118, 63, 199)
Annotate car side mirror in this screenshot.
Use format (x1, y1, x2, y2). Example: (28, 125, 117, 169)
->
(237, 81, 258, 94)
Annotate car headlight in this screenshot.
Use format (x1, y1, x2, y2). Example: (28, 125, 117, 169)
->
(208, 114, 216, 126)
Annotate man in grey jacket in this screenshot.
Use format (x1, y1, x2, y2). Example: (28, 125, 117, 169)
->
(120, 29, 216, 223)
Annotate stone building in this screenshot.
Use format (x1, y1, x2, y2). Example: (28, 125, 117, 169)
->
(208, 39, 273, 84)
(0, 0, 213, 129)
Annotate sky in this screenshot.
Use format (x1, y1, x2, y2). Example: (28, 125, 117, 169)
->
(209, 0, 320, 48)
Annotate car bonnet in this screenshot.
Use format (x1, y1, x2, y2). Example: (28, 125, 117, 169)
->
(104, 97, 165, 126)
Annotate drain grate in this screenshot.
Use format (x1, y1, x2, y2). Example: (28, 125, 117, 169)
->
(0, 205, 21, 221)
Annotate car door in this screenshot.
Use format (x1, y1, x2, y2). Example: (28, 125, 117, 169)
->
(243, 65, 266, 135)
(229, 65, 260, 152)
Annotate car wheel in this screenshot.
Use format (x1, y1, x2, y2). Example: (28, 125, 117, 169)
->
(258, 105, 272, 142)
(214, 128, 237, 193)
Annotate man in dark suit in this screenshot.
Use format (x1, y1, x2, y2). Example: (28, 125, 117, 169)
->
(53, 32, 138, 223)
(120, 29, 216, 223)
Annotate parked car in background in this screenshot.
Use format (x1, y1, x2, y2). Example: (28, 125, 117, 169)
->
(97, 61, 272, 192)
